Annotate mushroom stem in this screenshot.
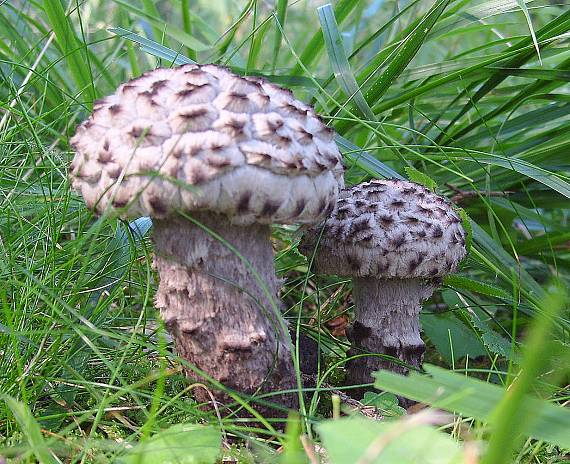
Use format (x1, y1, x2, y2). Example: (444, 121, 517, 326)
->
(152, 213, 297, 413)
(346, 278, 434, 396)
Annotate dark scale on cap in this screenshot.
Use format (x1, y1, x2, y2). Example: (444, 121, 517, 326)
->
(98, 150, 113, 164)
(184, 67, 205, 75)
(296, 128, 314, 144)
(448, 214, 461, 224)
(317, 197, 329, 215)
(244, 77, 265, 88)
(148, 196, 167, 215)
(225, 119, 246, 133)
(292, 198, 307, 217)
(128, 126, 147, 139)
(229, 91, 249, 100)
(337, 205, 353, 219)
(237, 191, 252, 213)
(151, 79, 169, 91)
(390, 199, 405, 208)
(107, 165, 122, 179)
(354, 199, 367, 208)
(176, 87, 200, 99)
(379, 215, 395, 227)
(315, 161, 328, 172)
(206, 156, 232, 168)
(351, 216, 371, 234)
(93, 98, 107, 108)
(108, 104, 122, 114)
(180, 108, 209, 120)
(112, 198, 128, 208)
(138, 90, 157, 100)
(83, 169, 102, 183)
(188, 166, 207, 184)
(121, 84, 138, 93)
(210, 142, 226, 152)
(258, 92, 271, 104)
(407, 253, 425, 273)
(432, 225, 443, 238)
(267, 118, 284, 131)
(434, 207, 448, 217)
(391, 233, 407, 249)
(261, 200, 280, 216)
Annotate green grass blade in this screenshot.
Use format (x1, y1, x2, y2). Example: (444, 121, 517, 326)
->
(515, 0, 541, 64)
(1, 394, 58, 464)
(110, 0, 210, 52)
(141, 0, 169, 46)
(271, 0, 288, 72)
(109, 27, 196, 65)
(318, 4, 375, 121)
(41, 0, 95, 104)
(336, 0, 450, 133)
(292, 0, 359, 75)
(483, 283, 568, 463)
(375, 362, 570, 450)
(335, 134, 404, 180)
(181, 0, 197, 60)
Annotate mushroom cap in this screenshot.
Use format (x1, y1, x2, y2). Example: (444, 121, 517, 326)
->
(299, 180, 467, 279)
(69, 64, 344, 225)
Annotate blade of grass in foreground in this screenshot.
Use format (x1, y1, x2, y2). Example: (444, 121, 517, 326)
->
(1, 395, 58, 464)
(41, 0, 96, 104)
(375, 283, 570, 452)
(109, 27, 196, 65)
(318, 3, 375, 121)
(483, 282, 568, 463)
(292, 0, 359, 75)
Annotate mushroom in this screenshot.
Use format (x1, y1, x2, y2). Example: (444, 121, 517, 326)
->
(299, 179, 466, 396)
(69, 64, 344, 412)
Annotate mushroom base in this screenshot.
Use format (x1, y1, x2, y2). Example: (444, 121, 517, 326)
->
(346, 278, 434, 400)
(152, 213, 297, 415)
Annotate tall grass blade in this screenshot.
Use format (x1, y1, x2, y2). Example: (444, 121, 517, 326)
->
(318, 4, 375, 121)
(1, 395, 58, 464)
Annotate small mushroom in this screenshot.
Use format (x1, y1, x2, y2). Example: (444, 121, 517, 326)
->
(69, 64, 344, 413)
(300, 180, 467, 397)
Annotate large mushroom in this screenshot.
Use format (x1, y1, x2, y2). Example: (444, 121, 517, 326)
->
(69, 64, 344, 412)
(300, 180, 466, 396)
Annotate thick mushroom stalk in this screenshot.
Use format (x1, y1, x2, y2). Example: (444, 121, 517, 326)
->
(68, 64, 344, 413)
(348, 278, 434, 388)
(153, 213, 296, 409)
(300, 180, 467, 399)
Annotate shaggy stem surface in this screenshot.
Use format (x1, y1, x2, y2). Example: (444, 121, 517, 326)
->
(152, 213, 297, 413)
(346, 278, 434, 397)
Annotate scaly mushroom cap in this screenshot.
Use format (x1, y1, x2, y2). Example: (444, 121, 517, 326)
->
(69, 64, 344, 225)
(300, 180, 467, 278)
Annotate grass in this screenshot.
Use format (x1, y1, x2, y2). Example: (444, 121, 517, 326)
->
(1, 0, 569, 462)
